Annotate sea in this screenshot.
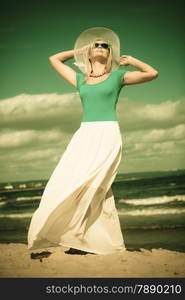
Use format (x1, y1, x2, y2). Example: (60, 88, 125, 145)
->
(0, 169, 185, 252)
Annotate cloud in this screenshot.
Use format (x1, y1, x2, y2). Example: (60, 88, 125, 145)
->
(0, 92, 82, 132)
(1, 93, 184, 133)
(142, 124, 185, 142)
(0, 129, 63, 148)
(0, 93, 184, 180)
(117, 96, 185, 131)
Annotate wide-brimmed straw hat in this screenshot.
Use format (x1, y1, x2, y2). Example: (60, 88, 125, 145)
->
(73, 27, 120, 74)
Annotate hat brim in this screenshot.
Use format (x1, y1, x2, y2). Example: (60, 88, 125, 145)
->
(74, 27, 120, 73)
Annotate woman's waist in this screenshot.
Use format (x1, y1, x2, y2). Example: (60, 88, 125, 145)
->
(80, 120, 120, 129)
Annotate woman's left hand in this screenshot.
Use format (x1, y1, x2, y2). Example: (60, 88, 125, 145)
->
(119, 55, 134, 66)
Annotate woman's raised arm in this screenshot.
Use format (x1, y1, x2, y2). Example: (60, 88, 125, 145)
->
(119, 55, 159, 85)
(49, 50, 77, 87)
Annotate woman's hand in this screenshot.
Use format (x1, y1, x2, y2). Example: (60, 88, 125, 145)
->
(119, 55, 159, 75)
(75, 44, 91, 55)
(119, 55, 134, 66)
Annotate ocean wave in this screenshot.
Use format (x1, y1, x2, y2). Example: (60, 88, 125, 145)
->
(0, 213, 33, 218)
(124, 225, 185, 230)
(118, 208, 185, 216)
(119, 195, 185, 206)
(1, 207, 185, 219)
(16, 196, 41, 201)
(120, 177, 142, 181)
(0, 197, 6, 202)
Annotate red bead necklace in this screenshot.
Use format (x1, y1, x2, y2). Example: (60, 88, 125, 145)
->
(89, 70, 108, 78)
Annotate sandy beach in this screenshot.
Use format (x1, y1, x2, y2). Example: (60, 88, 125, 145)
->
(0, 243, 184, 278)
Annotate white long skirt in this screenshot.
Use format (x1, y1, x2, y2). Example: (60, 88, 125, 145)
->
(27, 121, 126, 254)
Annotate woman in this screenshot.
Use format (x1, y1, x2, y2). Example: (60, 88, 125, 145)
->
(27, 27, 158, 255)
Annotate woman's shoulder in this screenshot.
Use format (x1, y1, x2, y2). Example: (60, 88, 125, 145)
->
(111, 68, 128, 87)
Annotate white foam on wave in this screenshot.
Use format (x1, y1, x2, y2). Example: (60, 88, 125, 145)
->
(1, 207, 185, 219)
(16, 196, 41, 201)
(121, 177, 142, 181)
(0, 197, 6, 201)
(119, 194, 185, 206)
(0, 213, 33, 218)
(118, 208, 185, 216)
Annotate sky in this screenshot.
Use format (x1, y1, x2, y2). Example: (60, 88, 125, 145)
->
(0, 0, 185, 182)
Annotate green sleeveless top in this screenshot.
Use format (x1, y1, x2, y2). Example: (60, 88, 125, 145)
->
(76, 69, 127, 122)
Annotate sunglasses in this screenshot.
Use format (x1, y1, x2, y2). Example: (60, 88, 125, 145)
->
(92, 43, 110, 50)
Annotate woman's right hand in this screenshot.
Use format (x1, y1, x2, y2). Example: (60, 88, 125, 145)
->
(75, 44, 90, 54)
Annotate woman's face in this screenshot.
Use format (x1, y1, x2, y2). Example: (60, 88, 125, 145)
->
(89, 40, 110, 60)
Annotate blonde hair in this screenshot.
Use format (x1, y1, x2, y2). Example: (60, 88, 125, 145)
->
(80, 38, 113, 85)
